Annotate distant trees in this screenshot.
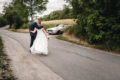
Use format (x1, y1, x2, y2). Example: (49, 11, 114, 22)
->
(3, 0, 29, 29)
(23, 0, 48, 21)
(40, 5, 73, 21)
(66, 0, 120, 50)
(0, 0, 48, 29)
(0, 14, 7, 27)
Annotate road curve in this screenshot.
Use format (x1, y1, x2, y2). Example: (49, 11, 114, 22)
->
(0, 27, 120, 80)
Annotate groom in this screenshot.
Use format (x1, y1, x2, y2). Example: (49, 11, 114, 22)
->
(29, 19, 39, 47)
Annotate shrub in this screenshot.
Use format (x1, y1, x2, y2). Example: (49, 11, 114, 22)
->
(0, 15, 7, 27)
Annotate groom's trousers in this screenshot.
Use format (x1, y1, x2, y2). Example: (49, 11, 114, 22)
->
(30, 36, 36, 47)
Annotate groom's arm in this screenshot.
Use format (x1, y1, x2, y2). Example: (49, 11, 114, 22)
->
(29, 22, 38, 33)
(31, 28, 37, 33)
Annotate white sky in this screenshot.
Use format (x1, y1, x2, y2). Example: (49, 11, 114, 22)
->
(0, 0, 11, 13)
(0, 0, 67, 17)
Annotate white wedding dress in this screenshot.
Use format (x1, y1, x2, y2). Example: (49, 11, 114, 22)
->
(30, 28, 48, 55)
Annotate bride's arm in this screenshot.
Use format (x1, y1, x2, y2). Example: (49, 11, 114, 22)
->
(31, 28, 37, 33)
(42, 28, 49, 37)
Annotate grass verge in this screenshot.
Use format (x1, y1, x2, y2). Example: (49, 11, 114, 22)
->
(0, 37, 16, 80)
(56, 35, 120, 54)
(56, 35, 82, 45)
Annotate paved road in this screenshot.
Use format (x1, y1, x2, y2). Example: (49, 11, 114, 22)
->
(0, 27, 120, 80)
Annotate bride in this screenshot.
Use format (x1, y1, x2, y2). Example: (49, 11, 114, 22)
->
(30, 19, 49, 55)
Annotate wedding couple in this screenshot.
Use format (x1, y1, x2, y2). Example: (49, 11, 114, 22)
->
(29, 19, 48, 55)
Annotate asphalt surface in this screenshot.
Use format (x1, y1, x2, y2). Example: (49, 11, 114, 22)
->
(0, 27, 120, 80)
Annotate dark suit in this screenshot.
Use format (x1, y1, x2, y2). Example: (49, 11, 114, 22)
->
(29, 22, 39, 47)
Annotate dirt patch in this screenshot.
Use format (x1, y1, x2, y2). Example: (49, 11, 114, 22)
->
(16, 29, 29, 33)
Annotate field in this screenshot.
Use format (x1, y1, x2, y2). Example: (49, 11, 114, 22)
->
(42, 19, 76, 25)
(42, 19, 76, 30)
(16, 19, 76, 33)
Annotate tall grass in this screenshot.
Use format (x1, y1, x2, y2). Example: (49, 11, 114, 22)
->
(41, 19, 76, 29)
(42, 24, 57, 30)
(42, 19, 76, 25)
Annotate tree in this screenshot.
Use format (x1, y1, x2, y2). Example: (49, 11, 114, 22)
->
(65, 0, 120, 50)
(23, 0, 48, 21)
(0, 14, 7, 27)
(4, 0, 29, 29)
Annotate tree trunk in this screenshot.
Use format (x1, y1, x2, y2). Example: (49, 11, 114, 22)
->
(30, 0, 33, 21)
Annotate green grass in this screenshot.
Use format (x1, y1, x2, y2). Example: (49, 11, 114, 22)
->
(0, 37, 16, 80)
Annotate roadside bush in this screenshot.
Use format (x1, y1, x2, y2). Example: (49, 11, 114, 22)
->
(0, 15, 7, 27)
(72, 12, 120, 50)
(4, 1, 29, 29)
(66, 0, 120, 51)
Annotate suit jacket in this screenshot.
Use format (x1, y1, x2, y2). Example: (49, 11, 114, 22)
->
(29, 22, 39, 36)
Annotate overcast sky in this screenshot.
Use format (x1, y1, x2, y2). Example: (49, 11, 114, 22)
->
(0, 0, 11, 13)
(0, 0, 67, 17)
